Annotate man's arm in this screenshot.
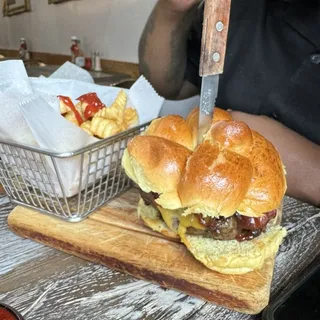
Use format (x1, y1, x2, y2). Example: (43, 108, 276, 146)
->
(230, 111, 320, 207)
(139, 0, 200, 99)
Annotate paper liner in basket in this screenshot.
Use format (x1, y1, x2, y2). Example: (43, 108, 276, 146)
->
(49, 61, 94, 84)
(0, 60, 164, 198)
(0, 60, 32, 95)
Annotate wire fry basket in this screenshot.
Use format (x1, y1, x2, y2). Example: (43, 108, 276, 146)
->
(0, 122, 149, 222)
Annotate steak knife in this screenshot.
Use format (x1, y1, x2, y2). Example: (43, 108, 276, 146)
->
(197, 0, 232, 144)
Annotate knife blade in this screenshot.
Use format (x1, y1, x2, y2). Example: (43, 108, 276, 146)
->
(198, 75, 219, 144)
(198, 0, 231, 144)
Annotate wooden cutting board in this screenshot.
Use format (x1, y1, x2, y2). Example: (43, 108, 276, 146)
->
(8, 188, 276, 315)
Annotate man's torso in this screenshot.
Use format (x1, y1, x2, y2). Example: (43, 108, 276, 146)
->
(185, 0, 320, 144)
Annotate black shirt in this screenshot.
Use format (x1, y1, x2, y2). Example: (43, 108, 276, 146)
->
(185, 0, 320, 144)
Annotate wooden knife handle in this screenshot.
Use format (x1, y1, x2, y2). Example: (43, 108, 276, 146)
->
(199, 0, 231, 76)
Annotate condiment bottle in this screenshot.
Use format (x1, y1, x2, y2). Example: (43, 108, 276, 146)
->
(91, 50, 96, 71)
(70, 36, 78, 64)
(85, 57, 92, 71)
(94, 51, 102, 72)
(19, 38, 30, 61)
(70, 36, 85, 68)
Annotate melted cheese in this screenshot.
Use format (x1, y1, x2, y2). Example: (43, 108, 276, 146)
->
(180, 214, 206, 230)
(177, 214, 206, 243)
(157, 206, 182, 232)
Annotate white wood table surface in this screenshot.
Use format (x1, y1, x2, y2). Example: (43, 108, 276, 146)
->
(0, 192, 319, 320)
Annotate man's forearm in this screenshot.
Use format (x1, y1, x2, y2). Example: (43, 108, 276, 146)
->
(139, 1, 198, 99)
(231, 111, 320, 207)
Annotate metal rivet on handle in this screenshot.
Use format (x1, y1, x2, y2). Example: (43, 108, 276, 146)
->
(216, 21, 224, 32)
(212, 52, 221, 62)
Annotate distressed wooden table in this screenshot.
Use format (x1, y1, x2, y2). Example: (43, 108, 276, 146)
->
(0, 192, 319, 320)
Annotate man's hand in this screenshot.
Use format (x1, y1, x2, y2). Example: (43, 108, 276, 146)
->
(229, 111, 320, 207)
(160, 0, 201, 13)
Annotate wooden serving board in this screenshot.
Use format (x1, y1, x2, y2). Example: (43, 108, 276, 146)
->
(8, 188, 276, 315)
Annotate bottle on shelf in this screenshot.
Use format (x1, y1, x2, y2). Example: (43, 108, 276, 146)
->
(94, 50, 102, 72)
(70, 36, 78, 64)
(91, 50, 96, 71)
(19, 38, 30, 61)
(70, 36, 85, 68)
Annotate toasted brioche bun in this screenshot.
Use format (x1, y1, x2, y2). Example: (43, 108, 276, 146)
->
(186, 107, 233, 148)
(178, 221, 287, 274)
(138, 198, 179, 239)
(186, 107, 199, 149)
(178, 140, 253, 217)
(212, 107, 233, 123)
(204, 121, 287, 216)
(122, 136, 191, 209)
(204, 120, 253, 155)
(144, 115, 194, 150)
(237, 132, 287, 216)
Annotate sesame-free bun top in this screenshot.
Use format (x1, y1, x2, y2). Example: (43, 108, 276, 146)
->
(212, 107, 233, 123)
(122, 108, 286, 217)
(144, 115, 194, 150)
(186, 107, 233, 148)
(121, 136, 191, 210)
(141, 107, 233, 151)
(179, 112, 287, 217)
(204, 120, 287, 216)
(178, 140, 253, 217)
(237, 131, 287, 216)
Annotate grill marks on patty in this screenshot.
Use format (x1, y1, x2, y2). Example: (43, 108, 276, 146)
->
(188, 210, 277, 241)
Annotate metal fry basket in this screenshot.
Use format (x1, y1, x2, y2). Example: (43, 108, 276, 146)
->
(0, 122, 149, 222)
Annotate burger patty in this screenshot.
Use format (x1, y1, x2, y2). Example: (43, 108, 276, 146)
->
(139, 190, 277, 242)
(187, 210, 277, 242)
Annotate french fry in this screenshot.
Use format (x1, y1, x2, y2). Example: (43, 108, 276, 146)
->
(111, 90, 127, 112)
(64, 112, 79, 126)
(94, 106, 123, 122)
(61, 91, 139, 138)
(80, 121, 94, 136)
(124, 107, 139, 128)
(59, 100, 69, 114)
(90, 117, 120, 139)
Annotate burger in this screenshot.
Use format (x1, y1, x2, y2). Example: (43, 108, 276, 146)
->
(121, 108, 287, 274)
(121, 114, 193, 240)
